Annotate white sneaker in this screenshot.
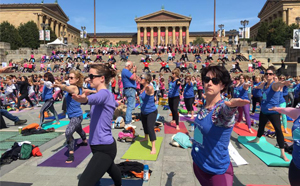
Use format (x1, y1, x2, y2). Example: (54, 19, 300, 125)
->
(36, 104, 42, 107)
(125, 124, 136, 129)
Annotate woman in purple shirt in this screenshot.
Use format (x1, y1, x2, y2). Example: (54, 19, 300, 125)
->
(73, 63, 121, 186)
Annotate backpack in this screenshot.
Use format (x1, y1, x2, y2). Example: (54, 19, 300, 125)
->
(115, 116, 125, 129)
(118, 127, 135, 142)
(19, 143, 33, 160)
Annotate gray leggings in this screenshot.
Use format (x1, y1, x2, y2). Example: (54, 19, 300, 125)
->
(39, 98, 59, 126)
(65, 115, 86, 152)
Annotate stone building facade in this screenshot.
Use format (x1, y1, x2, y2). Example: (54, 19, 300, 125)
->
(0, 3, 80, 45)
(250, 0, 300, 40)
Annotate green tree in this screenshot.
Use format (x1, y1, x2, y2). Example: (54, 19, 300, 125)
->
(0, 21, 22, 50)
(192, 37, 205, 45)
(256, 22, 268, 42)
(98, 39, 109, 46)
(18, 21, 39, 49)
(267, 18, 288, 46)
(117, 40, 129, 45)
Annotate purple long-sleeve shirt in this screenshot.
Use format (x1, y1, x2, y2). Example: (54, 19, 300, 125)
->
(87, 89, 117, 145)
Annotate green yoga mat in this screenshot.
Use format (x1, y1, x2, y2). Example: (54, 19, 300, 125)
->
(42, 120, 70, 130)
(121, 136, 163, 161)
(238, 136, 292, 167)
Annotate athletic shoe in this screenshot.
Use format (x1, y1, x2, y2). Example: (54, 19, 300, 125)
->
(125, 124, 136, 129)
(36, 104, 42, 107)
(15, 119, 27, 126)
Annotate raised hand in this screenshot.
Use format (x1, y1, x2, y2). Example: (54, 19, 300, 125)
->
(224, 98, 250, 108)
(72, 92, 88, 103)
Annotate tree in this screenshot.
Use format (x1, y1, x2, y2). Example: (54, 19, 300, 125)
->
(192, 37, 205, 45)
(0, 21, 22, 50)
(18, 21, 39, 49)
(98, 39, 109, 46)
(267, 18, 288, 46)
(256, 22, 268, 42)
(117, 40, 129, 46)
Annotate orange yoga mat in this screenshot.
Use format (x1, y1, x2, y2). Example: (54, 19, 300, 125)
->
(233, 123, 257, 136)
(265, 122, 292, 137)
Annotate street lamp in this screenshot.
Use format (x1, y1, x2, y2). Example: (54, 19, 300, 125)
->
(240, 20, 249, 46)
(212, 0, 217, 42)
(296, 17, 300, 27)
(218, 24, 224, 43)
(40, 23, 49, 45)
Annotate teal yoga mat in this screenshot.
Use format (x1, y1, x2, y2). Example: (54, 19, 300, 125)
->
(238, 136, 292, 167)
(42, 120, 70, 130)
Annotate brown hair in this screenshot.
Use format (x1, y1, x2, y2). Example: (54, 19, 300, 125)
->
(90, 63, 116, 84)
(69, 70, 84, 88)
(172, 68, 180, 77)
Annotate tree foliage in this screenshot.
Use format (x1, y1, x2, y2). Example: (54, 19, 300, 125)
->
(256, 18, 300, 46)
(0, 21, 23, 50)
(192, 37, 205, 45)
(117, 40, 129, 45)
(98, 39, 110, 46)
(18, 21, 39, 49)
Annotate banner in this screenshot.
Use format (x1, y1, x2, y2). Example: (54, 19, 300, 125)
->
(80, 31, 83, 38)
(293, 29, 300, 49)
(140, 32, 144, 37)
(83, 31, 87, 39)
(45, 30, 50, 41)
(161, 32, 165, 37)
(154, 32, 157, 37)
(175, 32, 179, 36)
(168, 32, 172, 36)
(147, 32, 151, 37)
(182, 32, 186, 36)
(39, 30, 44, 40)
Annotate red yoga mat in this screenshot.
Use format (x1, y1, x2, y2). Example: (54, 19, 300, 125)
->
(83, 125, 89, 133)
(233, 123, 257, 136)
(164, 122, 189, 134)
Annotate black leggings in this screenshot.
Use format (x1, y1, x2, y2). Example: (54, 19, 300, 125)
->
(160, 89, 165, 98)
(17, 94, 34, 109)
(141, 110, 157, 141)
(78, 139, 122, 186)
(289, 160, 300, 186)
(198, 89, 203, 100)
(257, 112, 284, 148)
(251, 96, 262, 113)
(168, 96, 180, 126)
(65, 115, 86, 152)
(184, 98, 194, 111)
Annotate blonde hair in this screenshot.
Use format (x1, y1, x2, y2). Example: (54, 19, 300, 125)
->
(70, 70, 84, 88)
(172, 68, 180, 77)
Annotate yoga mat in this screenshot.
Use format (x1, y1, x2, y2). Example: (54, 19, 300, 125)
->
(83, 125, 89, 133)
(0, 182, 33, 186)
(246, 185, 290, 186)
(83, 112, 89, 119)
(99, 178, 143, 186)
(42, 120, 70, 130)
(182, 106, 198, 112)
(135, 103, 139, 108)
(45, 113, 66, 120)
(250, 113, 259, 120)
(238, 136, 292, 167)
(164, 122, 189, 134)
(9, 107, 38, 114)
(265, 122, 292, 137)
(228, 142, 248, 166)
(180, 116, 195, 122)
(233, 124, 257, 136)
(179, 113, 197, 117)
(38, 139, 91, 168)
(121, 136, 163, 161)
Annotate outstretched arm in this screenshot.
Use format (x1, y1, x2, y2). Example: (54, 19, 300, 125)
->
(269, 107, 300, 120)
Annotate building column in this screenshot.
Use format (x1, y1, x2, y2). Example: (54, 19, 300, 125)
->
(179, 26, 182, 46)
(60, 24, 63, 38)
(37, 15, 42, 30)
(55, 22, 59, 37)
(287, 9, 291, 25)
(45, 17, 49, 26)
(144, 27, 147, 45)
(186, 26, 190, 45)
(172, 27, 175, 46)
(165, 27, 168, 45)
(158, 27, 161, 45)
(50, 19, 54, 32)
(137, 27, 140, 45)
(283, 10, 287, 23)
(150, 27, 154, 47)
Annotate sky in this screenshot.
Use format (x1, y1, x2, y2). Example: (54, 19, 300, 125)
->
(1, 0, 267, 33)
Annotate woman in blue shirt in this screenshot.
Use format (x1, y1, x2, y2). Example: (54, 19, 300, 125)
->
(249, 66, 290, 162)
(192, 66, 249, 186)
(139, 74, 157, 154)
(53, 70, 87, 163)
(275, 75, 289, 134)
(251, 76, 263, 114)
(168, 68, 181, 130)
(183, 75, 195, 120)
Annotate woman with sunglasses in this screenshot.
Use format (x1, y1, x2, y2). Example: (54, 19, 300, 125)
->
(234, 74, 253, 133)
(139, 73, 157, 154)
(249, 66, 290, 161)
(53, 70, 87, 163)
(183, 75, 195, 120)
(39, 72, 60, 127)
(192, 66, 250, 186)
(168, 68, 181, 130)
(268, 104, 300, 186)
(73, 64, 122, 186)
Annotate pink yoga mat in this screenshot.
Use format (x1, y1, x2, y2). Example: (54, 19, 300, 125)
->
(83, 125, 89, 133)
(164, 122, 189, 134)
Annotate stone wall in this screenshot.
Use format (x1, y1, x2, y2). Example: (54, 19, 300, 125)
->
(272, 62, 299, 76)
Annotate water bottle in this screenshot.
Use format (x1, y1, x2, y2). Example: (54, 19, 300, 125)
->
(111, 121, 115, 129)
(191, 123, 195, 132)
(143, 164, 149, 182)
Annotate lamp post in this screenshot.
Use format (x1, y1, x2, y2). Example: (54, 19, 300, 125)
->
(218, 24, 224, 43)
(240, 20, 249, 46)
(40, 23, 49, 45)
(212, 0, 217, 41)
(296, 17, 300, 27)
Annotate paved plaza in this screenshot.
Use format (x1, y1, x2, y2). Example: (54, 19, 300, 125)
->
(0, 102, 292, 186)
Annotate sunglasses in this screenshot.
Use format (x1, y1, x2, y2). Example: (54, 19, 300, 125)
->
(88, 74, 102, 80)
(68, 77, 75, 80)
(265, 73, 274, 76)
(203, 76, 221, 85)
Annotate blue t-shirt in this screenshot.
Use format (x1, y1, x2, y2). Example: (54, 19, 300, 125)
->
(237, 84, 249, 100)
(261, 82, 280, 114)
(41, 82, 53, 101)
(279, 91, 286, 104)
(292, 115, 300, 169)
(252, 82, 262, 97)
(66, 87, 83, 118)
(294, 84, 300, 99)
(121, 69, 136, 89)
(168, 79, 180, 98)
(140, 90, 157, 115)
(184, 83, 195, 99)
(282, 86, 288, 96)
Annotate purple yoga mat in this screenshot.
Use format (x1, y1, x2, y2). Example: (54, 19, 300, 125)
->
(38, 139, 91, 168)
(180, 116, 195, 122)
(250, 113, 259, 120)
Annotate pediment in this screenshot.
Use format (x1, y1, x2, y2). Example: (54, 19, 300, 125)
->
(135, 10, 191, 22)
(258, 0, 280, 17)
(44, 4, 69, 21)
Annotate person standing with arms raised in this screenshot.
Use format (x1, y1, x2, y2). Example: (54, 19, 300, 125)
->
(122, 61, 137, 129)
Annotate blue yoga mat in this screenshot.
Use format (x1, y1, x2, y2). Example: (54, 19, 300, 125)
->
(42, 120, 70, 130)
(238, 136, 292, 167)
(45, 113, 66, 120)
(83, 112, 89, 119)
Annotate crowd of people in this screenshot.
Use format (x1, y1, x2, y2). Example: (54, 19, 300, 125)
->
(1, 44, 300, 186)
